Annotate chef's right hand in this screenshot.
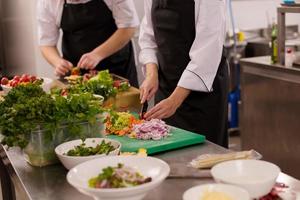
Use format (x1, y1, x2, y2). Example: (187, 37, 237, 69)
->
(140, 63, 159, 103)
(54, 58, 73, 76)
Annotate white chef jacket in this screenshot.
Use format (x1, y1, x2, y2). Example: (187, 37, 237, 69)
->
(37, 0, 140, 46)
(139, 0, 226, 92)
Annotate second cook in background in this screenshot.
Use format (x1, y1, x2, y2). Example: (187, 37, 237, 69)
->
(139, 0, 229, 147)
(37, 0, 139, 87)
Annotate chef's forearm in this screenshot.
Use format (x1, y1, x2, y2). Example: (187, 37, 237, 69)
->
(40, 46, 62, 67)
(169, 87, 191, 108)
(92, 27, 136, 60)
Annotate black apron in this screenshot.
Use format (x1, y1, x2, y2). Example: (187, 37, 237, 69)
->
(152, 0, 229, 147)
(60, 0, 138, 87)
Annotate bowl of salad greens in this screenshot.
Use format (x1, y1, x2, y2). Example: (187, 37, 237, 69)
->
(67, 156, 170, 200)
(55, 138, 121, 170)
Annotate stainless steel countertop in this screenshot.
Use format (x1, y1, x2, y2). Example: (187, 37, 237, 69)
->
(2, 142, 300, 200)
(240, 56, 300, 74)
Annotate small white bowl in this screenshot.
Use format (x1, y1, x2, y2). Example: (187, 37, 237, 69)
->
(183, 184, 250, 200)
(211, 160, 281, 199)
(1, 77, 53, 94)
(55, 138, 121, 170)
(67, 156, 170, 200)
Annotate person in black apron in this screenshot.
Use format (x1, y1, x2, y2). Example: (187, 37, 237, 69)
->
(140, 0, 229, 147)
(39, 0, 138, 87)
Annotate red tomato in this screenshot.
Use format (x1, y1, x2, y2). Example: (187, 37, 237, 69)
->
(13, 75, 20, 81)
(10, 80, 18, 87)
(1, 77, 9, 85)
(20, 76, 30, 83)
(30, 75, 37, 82)
(113, 80, 121, 88)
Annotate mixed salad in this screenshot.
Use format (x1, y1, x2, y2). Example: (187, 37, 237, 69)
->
(88, 163, 152, 189)
(66, 140, 116, 156)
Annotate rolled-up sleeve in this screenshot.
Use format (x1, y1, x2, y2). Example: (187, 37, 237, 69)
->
(37, 0, 60, 46)
(138, 0, 158, 67)
(178, 0, 226, 92)
(110, 0, 139, 28)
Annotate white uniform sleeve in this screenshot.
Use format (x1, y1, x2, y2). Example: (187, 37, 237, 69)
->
(37, 0, 60, 46)
(138, 0, 158, 67)
(177, 0, 226, 92)
(109, 0, 140, 28)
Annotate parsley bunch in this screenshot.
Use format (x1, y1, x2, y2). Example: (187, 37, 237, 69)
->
(0, 83, 104, 148)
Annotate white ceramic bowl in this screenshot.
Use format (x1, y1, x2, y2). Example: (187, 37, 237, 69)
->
(67, 156, 170, 200)
(1, 77, 53, 94)
(211, 160, 281, 199)
(55, 138, 121, 170)
(183, 183, 250, 200)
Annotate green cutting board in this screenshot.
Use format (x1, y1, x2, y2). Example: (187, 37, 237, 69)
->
(106, 127, 206, 155)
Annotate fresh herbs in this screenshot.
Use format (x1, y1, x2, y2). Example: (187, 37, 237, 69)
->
(0, 83, 104, 148)
(88, 163, 152, 189)
(66, 140, 116, 156)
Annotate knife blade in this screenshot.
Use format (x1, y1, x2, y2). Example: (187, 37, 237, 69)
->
(139, 101, 148, 119)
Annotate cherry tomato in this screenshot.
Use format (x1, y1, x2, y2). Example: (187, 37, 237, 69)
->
(13, 75, 20, 81)
(30, 75, 37, 82)
(113, 80, 121, 88)
(10, 80, 18, 87)
(1, 77, 9, 85)
(20, 76, 30, 83)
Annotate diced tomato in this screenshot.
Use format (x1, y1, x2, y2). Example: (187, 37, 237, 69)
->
(1, 77, 9, 85)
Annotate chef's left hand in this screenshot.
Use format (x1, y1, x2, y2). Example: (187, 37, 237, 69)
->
(144, 97, 179, 120)
(77, 51, 103, 69)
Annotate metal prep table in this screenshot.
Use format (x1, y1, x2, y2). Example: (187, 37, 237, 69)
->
(240, 56, 300, 180)
(1, 141, 300, 200)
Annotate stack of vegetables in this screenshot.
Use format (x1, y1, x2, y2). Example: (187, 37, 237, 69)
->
(0, 83, 104, 149)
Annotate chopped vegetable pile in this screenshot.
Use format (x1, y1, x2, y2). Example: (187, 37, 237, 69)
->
(66, 140, 116, 156)
(88, 163, 152, 189)
(132, 119, 170, 140)
(105, 112, 142, 136)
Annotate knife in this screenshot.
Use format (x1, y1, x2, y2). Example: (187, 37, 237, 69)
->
(139, 101, 148, 119)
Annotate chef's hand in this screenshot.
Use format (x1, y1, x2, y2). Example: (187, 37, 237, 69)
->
(144, 87, 191, 120)
(77, 51, 103, 70)
(54, 58, 73, 76)
(140, 63, 159, 103)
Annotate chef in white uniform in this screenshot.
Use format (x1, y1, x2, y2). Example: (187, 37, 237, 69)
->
(37, 0, 140, 87)
(139, 0, 229, 147)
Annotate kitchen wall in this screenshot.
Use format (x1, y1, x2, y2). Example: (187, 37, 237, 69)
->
(1, 0, 300, 78)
